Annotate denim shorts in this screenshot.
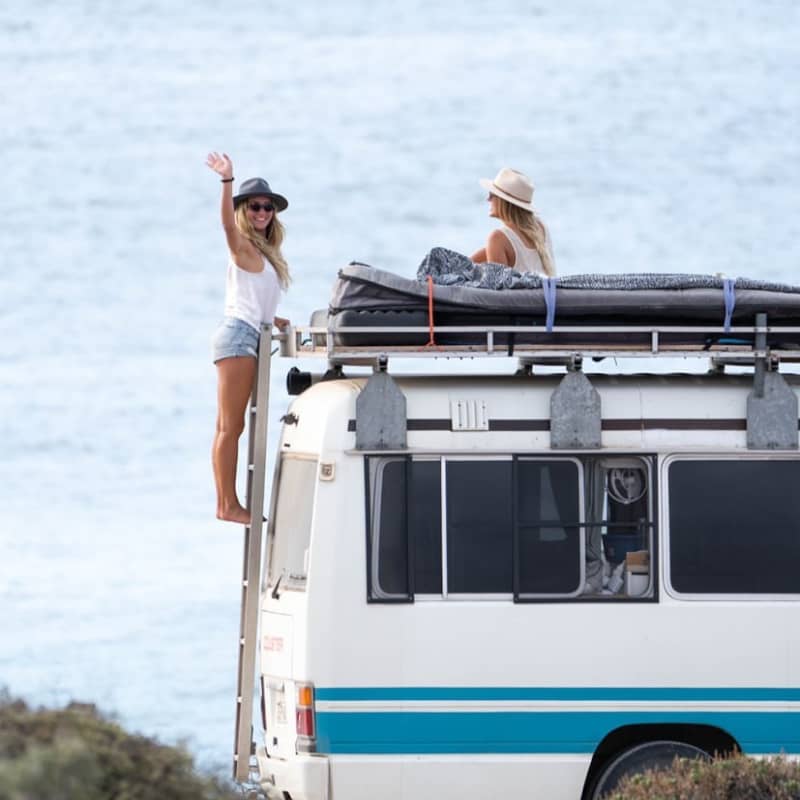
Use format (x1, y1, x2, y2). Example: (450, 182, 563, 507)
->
(212, 316, 259, 362)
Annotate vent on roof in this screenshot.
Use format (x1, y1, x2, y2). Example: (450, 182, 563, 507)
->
(450, 400, 489, 431)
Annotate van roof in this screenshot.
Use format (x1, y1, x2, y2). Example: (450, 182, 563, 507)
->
(279, 371, 800, 456)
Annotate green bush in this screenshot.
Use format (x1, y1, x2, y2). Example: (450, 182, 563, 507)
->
(0, 693, 241, 800)
(605, 753, 800, 800)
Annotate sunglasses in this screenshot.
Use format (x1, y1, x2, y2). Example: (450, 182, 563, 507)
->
(247, 201, 275, 213)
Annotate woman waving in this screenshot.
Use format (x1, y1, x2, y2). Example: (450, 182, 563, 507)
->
(206, 152, 290, 524)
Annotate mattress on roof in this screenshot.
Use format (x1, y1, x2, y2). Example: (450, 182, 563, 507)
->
(322, 259, 800, 348)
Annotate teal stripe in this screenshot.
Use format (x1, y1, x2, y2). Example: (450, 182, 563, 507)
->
(316, 710, 800, 755)
(316, 686, 800, 702)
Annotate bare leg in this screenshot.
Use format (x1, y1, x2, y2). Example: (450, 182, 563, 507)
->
(213, 356, 257, 523)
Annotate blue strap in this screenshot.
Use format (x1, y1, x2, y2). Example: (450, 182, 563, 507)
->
(542, 277, 557, 332)
(723, 278, 736, 333)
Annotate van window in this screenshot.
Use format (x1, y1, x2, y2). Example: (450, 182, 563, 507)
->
(669, 459, 800, 595)
(267, 456, 317, 589)
(582, 457, 654, 598)
(369, 459, 408, 597)
(367, 458, 442, 600)
(368, 456, 630, 601)
(411, 460, 443, 593)
(517, 459, 582, 596)
(446, 460, 513, 593)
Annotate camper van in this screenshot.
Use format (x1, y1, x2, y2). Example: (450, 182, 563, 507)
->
(232, 267, 800, 800)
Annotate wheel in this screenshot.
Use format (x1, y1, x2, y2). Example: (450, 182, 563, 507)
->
(590, 740, 710, 799)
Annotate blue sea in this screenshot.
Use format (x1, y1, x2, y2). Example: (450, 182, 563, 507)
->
(1, 0, 798, 775)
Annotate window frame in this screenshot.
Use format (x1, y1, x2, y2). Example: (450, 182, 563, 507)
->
(365, 455, 414, 602)
(442, 455, 515, 601)
(663, 453, 800, 601)
(581, 454, 658, 605)
(365, 452, 658, 604)
(512, 456, 586, 602)
(265, 453, 319, 592)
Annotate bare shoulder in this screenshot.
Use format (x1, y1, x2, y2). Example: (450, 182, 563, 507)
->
(486, 228, 515, 265)
(487, 228, 510, 245)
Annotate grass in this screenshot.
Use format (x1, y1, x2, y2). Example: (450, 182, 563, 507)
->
(0, 692, 242, 800)
(605, 753, 800, 800)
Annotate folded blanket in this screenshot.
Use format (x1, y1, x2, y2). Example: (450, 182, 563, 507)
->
(416, 247, 544, 290)
(416, 247, 800, 294)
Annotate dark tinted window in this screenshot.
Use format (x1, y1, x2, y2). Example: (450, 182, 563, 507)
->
(517, 460, 581, 594)
(370, 459, 442, 598)
(375, 460, 408, 596)
(446, 461, 513, 593)
(410, 461, 442, 593)
(669, 460, 800, 594)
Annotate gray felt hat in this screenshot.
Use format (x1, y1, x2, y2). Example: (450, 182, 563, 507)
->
(233, 177, 288, 211)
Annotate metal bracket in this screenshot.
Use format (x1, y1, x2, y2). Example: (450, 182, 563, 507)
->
(550, 370, 602, 449)
(355, 369, 407, 450)
(746, 313, 798, 450)
(322, 363, 345, 380)
(747, 371, 798, 450)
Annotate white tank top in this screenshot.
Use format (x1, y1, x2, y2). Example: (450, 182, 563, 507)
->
(500, 225, 555, 275)
(224, 256, 281, 332)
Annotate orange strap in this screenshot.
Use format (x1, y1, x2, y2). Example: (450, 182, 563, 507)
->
(425, 275, 437, 347)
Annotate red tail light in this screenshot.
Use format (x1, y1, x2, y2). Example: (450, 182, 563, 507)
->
(296, 707, 314, 737)
(295, 683, 316, 751)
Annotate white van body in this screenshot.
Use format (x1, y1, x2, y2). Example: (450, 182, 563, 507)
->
(254, 370, 800, 800)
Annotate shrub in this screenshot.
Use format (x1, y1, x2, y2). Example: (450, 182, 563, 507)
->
(605, 753, 800, 800)
(0, 693, 241, 800)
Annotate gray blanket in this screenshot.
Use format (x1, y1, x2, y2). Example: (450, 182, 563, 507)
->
(416, 247, 800, 294)
(416, 248, 544, 289)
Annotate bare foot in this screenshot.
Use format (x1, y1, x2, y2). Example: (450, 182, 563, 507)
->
(217, 503, 251, 524)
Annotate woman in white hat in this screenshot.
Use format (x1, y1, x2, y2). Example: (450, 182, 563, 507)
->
(206, 151, 290, 524)
(472, 167, 556, 276)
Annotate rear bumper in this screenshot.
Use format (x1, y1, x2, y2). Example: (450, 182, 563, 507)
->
(256, 745, 329, 800)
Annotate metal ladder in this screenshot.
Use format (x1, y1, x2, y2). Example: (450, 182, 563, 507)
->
(232, 325, 272, 782)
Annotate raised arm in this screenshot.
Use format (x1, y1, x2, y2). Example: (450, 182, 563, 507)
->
(206, 152, 243, 254)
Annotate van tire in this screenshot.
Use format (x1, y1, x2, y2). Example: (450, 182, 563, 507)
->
(589, 740, 710, 799)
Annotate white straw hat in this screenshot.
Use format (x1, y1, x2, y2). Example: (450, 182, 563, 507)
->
(479, 167, 535, 210)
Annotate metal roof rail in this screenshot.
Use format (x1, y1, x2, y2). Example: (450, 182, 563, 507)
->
(278, 319, 800, 369)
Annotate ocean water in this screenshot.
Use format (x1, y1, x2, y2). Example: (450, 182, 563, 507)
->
(1, 0, 798, 775)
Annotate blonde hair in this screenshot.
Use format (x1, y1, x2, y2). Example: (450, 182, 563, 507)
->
(234, 203, 291, 288)
(496, 196, 555, 277)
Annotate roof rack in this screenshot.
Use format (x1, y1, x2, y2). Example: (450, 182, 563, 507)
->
(278, 318, 800, 368)
(273, 312, 800, 452)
